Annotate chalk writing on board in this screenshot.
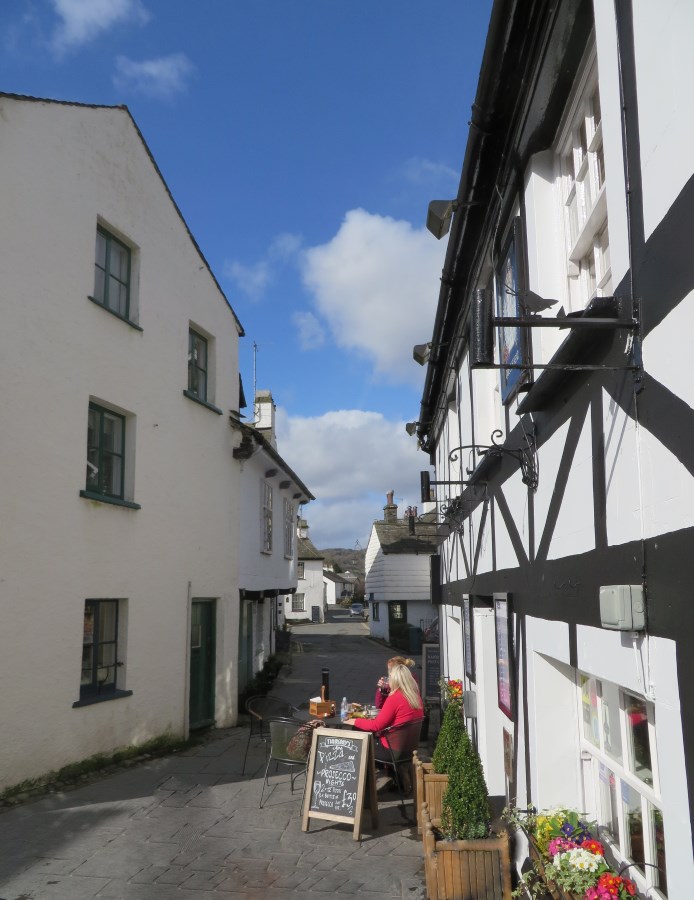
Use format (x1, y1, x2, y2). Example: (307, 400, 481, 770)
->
(422, 643, 441, 699)
(309, 734, 363, 817)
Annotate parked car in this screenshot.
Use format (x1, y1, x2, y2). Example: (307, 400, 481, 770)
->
(349, 602, 364, 618)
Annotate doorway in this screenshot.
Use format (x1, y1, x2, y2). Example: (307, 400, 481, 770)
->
(189, 599, 216, 730)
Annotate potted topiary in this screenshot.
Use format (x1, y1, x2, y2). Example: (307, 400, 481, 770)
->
(413, 678, 465, 832)
(422, 718, 512, 899)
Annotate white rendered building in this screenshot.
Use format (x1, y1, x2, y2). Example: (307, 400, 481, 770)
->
(0, 94, 243, 789)
(284, 521, 325, 623)
(412, 1, 694, 893)
(232, 390, 313, 688)
(364, 493, 439, 649)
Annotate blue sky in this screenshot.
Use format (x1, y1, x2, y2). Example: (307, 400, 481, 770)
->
(2, 0, 492, 548)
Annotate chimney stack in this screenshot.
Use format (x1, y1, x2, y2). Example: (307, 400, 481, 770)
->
(383, 490, 398, 524)
(254, 390, 276, 448)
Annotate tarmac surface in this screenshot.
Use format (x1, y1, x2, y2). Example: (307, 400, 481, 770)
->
(0, 614, 428, 899)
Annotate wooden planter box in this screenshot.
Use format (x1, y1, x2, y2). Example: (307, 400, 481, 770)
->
(422, 804, 513, 900)
(413, 751, 449, 834)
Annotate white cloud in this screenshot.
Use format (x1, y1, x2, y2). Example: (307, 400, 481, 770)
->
(50, 0, 149, 55)
(224, 232, 302, 301)
(224, 259, 271, 301)
(399, 156, 459, 187)
(301, 209, 445, 386)
(292, 311, 326, 350)
(276, 407, 427, 548)
(113, 53, 195, 100)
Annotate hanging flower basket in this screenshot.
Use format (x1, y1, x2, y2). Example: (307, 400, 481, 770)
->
(504, 806, 638, 900)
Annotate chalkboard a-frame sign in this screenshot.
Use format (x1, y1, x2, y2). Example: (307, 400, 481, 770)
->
(301, 728, 378, 840)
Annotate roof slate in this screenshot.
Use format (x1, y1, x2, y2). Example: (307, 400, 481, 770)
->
(298, 536, 324, 560)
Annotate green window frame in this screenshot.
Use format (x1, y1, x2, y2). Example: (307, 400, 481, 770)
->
(94, 227, 131, 319)
(188, 329, 208, 401)
(80, 600, 119, 699)
(86, 403, 125, 500)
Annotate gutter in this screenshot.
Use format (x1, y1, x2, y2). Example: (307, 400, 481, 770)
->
(417, 0, 520, 451)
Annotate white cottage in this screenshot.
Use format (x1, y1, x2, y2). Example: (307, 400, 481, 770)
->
(284, 521, 325, 623)
(232, 389, 313, 688)
(412, 0, 694, 892)
(0, 94, 243, 790)
(364, 492, 440, 650)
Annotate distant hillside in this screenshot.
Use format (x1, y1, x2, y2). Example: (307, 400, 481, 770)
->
(321, 547, 366, 577)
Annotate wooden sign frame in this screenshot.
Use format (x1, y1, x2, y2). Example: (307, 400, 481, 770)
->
(301, 727, 378, 840)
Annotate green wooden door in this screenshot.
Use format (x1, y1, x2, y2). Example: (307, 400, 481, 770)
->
(189, 600, 216, 730)
(237, 598, 254, 696)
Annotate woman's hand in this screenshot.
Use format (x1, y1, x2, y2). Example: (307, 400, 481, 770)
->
(377, 677, 389, 692)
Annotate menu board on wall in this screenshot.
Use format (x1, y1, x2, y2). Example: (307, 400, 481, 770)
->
(301, 728, 377, 840)
(494, 594, 514, 719)
(463, 595, 475, 682)
(422, 643, 441, 700)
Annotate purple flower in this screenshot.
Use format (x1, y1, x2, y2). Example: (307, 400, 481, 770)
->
(561, 822, 575, 837)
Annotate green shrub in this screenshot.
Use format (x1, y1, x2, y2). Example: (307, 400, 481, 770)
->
(432, 699, 467, 774)
(439, 727, 491, 840)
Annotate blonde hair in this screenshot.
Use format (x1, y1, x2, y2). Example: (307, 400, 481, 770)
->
(388, 656, 415, 669)
(388, 664, 422, 710)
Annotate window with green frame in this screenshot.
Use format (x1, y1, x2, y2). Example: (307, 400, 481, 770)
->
(80, 599, 120, 698)
(188, 328, 208, 401)
(86, 403, 125, 499)
(94, 227, 131, 319)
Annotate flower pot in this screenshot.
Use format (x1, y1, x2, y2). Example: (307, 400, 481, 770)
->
(413, 751, 449, 834)
(422, 804, 513, 900)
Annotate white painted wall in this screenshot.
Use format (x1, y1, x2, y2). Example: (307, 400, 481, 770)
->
(284, 556, 324, 622)
(0, 97, 242, 789)
(431, 2, 694, 890)
(237, 450, 300, 592)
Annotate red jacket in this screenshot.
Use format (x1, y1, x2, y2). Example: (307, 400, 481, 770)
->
(352, 690, 423, 747)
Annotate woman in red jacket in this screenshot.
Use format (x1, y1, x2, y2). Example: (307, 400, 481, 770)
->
(352, 664, 423, 762)
(374, 655, 419, 709)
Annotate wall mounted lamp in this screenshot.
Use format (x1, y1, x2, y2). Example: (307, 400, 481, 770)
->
(413, 342, 432, 366)
(426, 198, 482, 240)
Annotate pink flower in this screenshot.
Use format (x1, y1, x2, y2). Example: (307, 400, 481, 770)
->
(548, 836, 578, 856)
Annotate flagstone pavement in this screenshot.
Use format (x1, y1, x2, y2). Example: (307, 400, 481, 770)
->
(0, 621, 428, 900)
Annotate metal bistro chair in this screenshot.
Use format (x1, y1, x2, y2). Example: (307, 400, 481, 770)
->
(374, 717, 423, 822)
(242, 694, 299, 775)
(258, 717, 311, 808)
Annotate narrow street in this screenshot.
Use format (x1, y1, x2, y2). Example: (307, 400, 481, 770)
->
(0, 620, 426, 900)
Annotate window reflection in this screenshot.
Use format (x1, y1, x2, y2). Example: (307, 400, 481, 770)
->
(581, 676, 600, 746)
(598, 763, 619, 839)
(626, 694, 653, 785)
(652, 806, 668, 896)
(623, 782, 644, 874)
(601, 681, 622, 763)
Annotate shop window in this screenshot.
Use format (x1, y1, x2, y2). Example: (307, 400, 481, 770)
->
(578, 673, 666, 897)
